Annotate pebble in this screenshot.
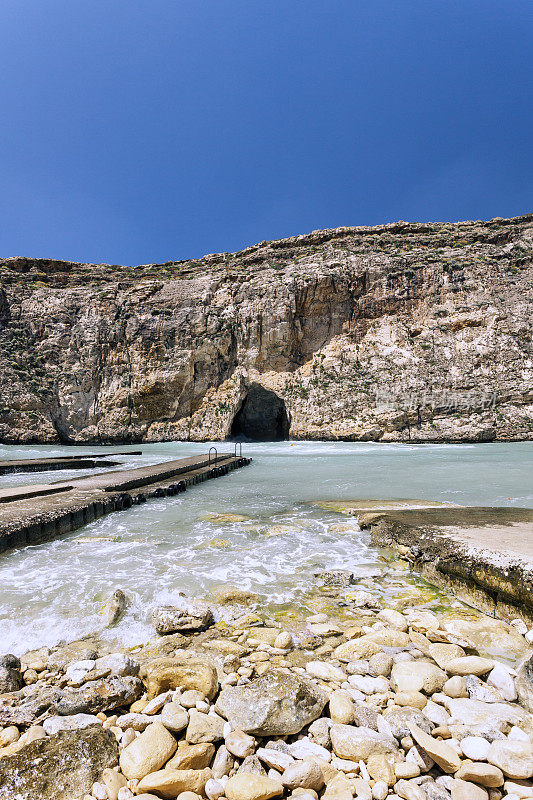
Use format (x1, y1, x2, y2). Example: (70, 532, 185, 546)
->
(161, 702, 189, 733)
(181, 690, 206, 708)
(306, 661, 345, 682)
(460, 736, 491, 761)
(487, 662, 517, 701)
(455, 761, 504, 787)
(274, 632, 293, 650)
(443, 676, 468, 698)
(281, 761, 324, 791)
(445, 656, 494, 677)
(487, 740, 533, 780)
(225, 773, 284, 800)
(329, 690, 355, 724)
(226, 729, 256, 758)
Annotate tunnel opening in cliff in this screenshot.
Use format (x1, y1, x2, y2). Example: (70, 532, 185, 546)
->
(230, 385, 290, 441)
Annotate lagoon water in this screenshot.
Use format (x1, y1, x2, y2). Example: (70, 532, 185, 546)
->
(0, 441, 531, 656)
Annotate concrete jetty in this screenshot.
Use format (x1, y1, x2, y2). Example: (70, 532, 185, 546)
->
(0, 451, 142, 475)
(0, 452, 251, 555)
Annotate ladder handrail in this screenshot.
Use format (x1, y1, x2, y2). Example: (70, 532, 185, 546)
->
(208, 447, 218, 467)
(233, 442, 242, 457)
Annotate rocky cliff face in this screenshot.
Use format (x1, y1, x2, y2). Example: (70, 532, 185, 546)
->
(0, 214, 531, 443)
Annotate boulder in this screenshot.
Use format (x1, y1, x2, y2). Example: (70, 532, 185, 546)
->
(54, 675, 143, 715)
(102, 588, 128, 626)
(0, 655, 22, 694)
(334, 630, 409, 662)
(141, 657, 218, 700)
(167, 742, 215, 770)
(444, 697, 533, 735)
(329, 690, 355, 724)
(0, 727, 117, 800)
(152, 602, 213, 634)
(486, 662, 517, 702)
(211, 586, 258, 605)
(455, 762, 504, 787)
(445, 656, 494, 677)
(450, 779, 488, 800)
(0, 686, 63, 726)
(161, 701, 189, 733)
(281, 760, 324, 790)
(441, 617, 527, 659)
(94, 652, 139, 677)
(215, 670, 326, 736)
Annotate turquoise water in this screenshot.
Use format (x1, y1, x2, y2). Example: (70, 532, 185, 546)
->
(0, 441, 531, 655)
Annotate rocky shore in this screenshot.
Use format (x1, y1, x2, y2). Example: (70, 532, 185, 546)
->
(1, 586, 533, 800)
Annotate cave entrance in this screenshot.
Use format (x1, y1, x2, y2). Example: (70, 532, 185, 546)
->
(230, 385, 290, 441)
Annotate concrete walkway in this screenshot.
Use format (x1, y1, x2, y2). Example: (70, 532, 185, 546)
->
(0, 452, 250, 555)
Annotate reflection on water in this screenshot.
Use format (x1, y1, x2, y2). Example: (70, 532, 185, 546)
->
(0, 441, 531, 655)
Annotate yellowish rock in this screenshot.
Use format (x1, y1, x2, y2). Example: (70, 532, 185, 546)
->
(408, 723, 461, 773)
(394, 691, 427, 709)
(451, 778, 489, 800)
(445, 656, 494, 677)
(225, 773, 284, 800)
(201, 513, 250, 524)
(119, 721, 177, 780)
(367, 752, 396, 786)
(166, 741, 215, 770)
(329, 690, 355, 724)
(455, 762, 504, 787)
(142, 657, 218, 700)
(137, 768, 212, 798)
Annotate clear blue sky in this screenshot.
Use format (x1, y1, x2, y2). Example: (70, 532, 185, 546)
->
(1, 1, 531, 265)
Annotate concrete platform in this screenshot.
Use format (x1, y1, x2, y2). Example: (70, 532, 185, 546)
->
(349, 501, 533, 623)
(0, 453, 250, 555)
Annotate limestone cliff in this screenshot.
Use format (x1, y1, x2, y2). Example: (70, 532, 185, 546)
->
(0, 214, 531, 443)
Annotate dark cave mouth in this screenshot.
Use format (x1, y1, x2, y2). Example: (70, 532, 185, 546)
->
(230, 385, 290, 441)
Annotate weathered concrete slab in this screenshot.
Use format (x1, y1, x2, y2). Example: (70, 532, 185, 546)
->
(0, 484, 74, 503)
(0, 451, 142, 474)
(353, 503, 533, 623)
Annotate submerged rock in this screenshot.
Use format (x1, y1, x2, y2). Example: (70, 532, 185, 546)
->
(215, 670, 327, 735)
(313, 570, 353, 587)
(0, 727, 118, 800)
(152, 601, 213, 634)
(102, 588, 129, 626)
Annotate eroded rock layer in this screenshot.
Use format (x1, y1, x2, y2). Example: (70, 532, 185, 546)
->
(0, 214, 531, 443)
